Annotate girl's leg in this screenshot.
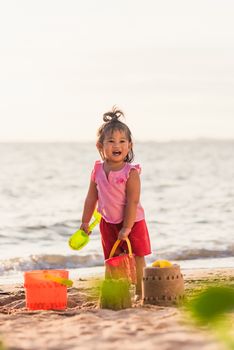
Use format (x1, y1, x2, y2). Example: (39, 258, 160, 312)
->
(135, 256, 146, 296)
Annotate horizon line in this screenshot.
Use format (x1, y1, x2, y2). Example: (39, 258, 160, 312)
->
(0, 137, 234, 144)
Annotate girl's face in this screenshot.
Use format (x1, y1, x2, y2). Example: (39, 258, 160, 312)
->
(97, 129, 132, 163)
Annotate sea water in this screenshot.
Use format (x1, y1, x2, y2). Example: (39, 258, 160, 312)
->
(0, 141, 234, 284)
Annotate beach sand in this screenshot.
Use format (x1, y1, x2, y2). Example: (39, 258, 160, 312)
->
(0, 268, 233, 350)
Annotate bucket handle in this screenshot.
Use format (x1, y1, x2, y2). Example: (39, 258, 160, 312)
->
(109, 238, 133, 258)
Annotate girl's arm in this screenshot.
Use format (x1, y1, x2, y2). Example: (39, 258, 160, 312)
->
(118, 169, 140, 240)
(80, 179, 98, 234)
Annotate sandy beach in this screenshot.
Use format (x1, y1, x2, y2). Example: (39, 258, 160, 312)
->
(0, 268, 233, 350)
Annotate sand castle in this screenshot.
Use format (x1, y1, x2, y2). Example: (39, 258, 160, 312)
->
(142, 264, 184, 306)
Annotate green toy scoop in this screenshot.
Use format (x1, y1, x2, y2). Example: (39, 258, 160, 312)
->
(68, 210, 101, 250)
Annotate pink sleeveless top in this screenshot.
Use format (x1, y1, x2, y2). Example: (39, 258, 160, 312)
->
(91, 160, 145, 224)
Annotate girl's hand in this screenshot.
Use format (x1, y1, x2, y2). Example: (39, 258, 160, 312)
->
(118, 227, 131, 240)
(80, 223, 91, 235)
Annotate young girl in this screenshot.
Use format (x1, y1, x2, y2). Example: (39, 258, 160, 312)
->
(80, 106, 151, 298)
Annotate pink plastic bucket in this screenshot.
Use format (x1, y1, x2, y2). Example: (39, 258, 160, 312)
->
(105, 238, 137, 284)
(105, 255, 137, 284)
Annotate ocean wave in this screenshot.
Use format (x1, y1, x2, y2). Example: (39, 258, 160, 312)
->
(21, 221, 79, 232)
(23, 225, 48, 231)
(0, 253, 104, 274)
(1, 246, 234, 275)
(162, 247, 234, 261)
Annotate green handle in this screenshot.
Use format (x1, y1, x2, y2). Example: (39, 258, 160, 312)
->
(88, 210, 102, 231)
(44, 273, 74, 287)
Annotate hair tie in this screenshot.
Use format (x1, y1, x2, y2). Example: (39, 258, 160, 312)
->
(103, 113, 119, 123)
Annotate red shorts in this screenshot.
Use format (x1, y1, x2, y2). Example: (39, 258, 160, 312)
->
(99, 218, 151, 259)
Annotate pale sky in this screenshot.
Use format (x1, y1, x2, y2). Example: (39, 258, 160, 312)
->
(0, 0, 234, 142)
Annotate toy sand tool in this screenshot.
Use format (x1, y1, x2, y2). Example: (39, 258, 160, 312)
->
(44, 273, 74, 287)
(68, 210, 101, 250)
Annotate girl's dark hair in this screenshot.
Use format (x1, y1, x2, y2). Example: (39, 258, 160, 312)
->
(97, 106, 134, 162)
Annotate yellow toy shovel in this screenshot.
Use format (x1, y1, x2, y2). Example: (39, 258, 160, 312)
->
(68, 210, 101, 250)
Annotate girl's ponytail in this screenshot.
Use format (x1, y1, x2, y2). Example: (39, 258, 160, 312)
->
(103, 106, 124, 123)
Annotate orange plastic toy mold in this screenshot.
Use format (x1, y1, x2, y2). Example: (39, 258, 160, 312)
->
(24, 270, 69, 310)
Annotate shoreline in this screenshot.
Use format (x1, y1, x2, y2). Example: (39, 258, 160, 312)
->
(0, 267, 233, 350)
(1, 257, 234, 286)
